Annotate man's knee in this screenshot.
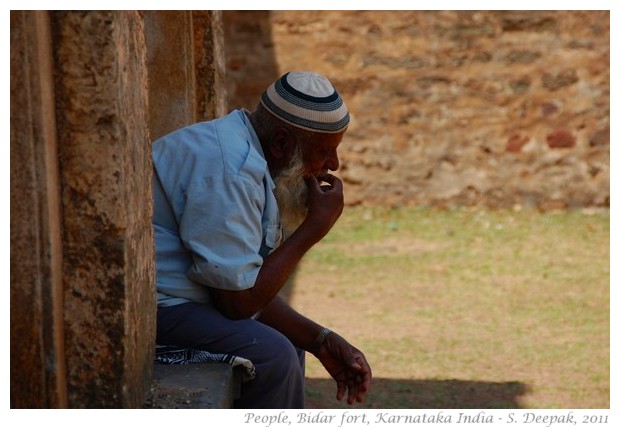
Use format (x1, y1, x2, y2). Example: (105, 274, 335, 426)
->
(250, 330, 302, 378)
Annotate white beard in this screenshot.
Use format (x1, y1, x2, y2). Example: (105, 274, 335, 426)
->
(273, 152, 308, 239)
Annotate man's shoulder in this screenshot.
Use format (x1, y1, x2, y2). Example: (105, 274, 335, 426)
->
(213, 109, 253, 143)
(153, 110, 264, 179)
(153, 111, 242, 155)
(154, 110, 244, 143)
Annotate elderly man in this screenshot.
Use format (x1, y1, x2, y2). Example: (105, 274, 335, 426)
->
(153, 71, 371, 408)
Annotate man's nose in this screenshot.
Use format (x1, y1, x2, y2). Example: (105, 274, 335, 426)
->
(327, 151, 340, 172)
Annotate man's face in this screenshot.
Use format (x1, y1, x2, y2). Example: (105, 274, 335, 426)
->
(300, 130, 344, 178)
(273, 130, 345, 238)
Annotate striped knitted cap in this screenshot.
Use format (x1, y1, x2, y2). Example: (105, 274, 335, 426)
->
(260, 71, 350, 134)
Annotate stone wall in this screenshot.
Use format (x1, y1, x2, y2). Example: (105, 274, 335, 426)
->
(224, 11, 610, 210)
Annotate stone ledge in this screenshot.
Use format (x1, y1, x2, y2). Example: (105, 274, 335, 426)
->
(143, 363, 239, 408)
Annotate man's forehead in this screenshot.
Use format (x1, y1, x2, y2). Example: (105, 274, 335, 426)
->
(308, 131, 345, 149)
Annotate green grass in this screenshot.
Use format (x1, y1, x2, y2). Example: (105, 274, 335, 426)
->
(291, 206, 610, 409)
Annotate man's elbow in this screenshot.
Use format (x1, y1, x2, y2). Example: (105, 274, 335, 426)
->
(210, 288, 258, 320)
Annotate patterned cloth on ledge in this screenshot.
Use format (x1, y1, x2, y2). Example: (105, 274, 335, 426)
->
(155, 345, 256, 381)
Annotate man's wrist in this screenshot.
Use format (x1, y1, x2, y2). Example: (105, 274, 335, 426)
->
(312, 327, 332, 355)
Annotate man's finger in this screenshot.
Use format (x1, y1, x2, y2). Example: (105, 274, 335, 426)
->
(347, 379, 357, 405)
(305, 174, 320, 190)
(336, 380, 346, 401)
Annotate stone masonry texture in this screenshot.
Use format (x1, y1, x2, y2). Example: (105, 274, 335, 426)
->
(224, 11, 610, 210)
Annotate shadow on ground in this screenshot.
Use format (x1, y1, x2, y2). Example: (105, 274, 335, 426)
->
(305, 378, 529, 409)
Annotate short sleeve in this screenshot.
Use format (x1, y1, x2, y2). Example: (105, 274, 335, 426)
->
(180, 173, 266, 291)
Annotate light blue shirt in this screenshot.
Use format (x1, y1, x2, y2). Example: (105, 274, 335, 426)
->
(152, 109, 282, 307)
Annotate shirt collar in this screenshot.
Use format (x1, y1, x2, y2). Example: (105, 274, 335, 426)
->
(240, 109, 264, 157)
(239, 109, 276, 190)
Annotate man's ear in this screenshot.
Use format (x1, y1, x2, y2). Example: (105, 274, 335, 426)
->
(270, 128, 296, 161)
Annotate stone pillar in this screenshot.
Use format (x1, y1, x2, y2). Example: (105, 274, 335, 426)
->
(144, 11, 228, 140)
(144, 11, 197, 141)
(10, 10, 67, 409)
(192, 11, 228, 121)
(51, 11, 156, 408)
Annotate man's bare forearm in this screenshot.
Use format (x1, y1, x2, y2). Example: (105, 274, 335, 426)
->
(210, 220, 322, 319)
(257, 295, 324, 354)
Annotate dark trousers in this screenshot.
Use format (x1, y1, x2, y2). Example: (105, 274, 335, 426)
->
(157, 302, 306, 408)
